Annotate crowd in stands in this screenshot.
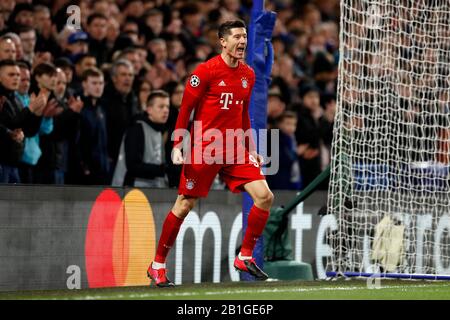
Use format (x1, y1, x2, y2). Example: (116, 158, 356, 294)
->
(0, 0, 339, 190)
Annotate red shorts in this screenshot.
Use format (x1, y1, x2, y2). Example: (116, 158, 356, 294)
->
(178, 152, 266, 197)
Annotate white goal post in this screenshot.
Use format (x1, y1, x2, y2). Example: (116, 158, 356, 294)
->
(326, 0, 450, 280)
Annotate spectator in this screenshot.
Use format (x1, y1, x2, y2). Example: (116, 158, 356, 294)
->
(294, 84, 328, 189)
(267, 85, 286, 129)
(121, 17, 141, 45)
(137, 79, 152, 111)
(6, 3, 34, 30)
(33, 64, 83, 184)
(266, 111, 301, 190)
(63, 31, 89, 63)
(54, 57, 74, 95)
(112, 90, 170, 187)
(142, 9, 164, 42)
(16, 61, 53, 184)
(146, 38, 177, 89)
(0, 35, 17, 61)
(86, 13, 109, 66)
(0, 59, 46, 183)
(78, 67, 110, 185)
(162, 81, 185, 188)
(2, 32, 23, 60)
(33, 4, 60, 57)
(70, 53, 97, 95)
(102, 59, 140, 171)
(18, 26, 36, 64)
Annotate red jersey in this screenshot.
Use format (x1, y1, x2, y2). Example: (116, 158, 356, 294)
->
(174, 55, 256, 160)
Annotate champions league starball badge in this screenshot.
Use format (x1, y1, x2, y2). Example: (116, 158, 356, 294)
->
(190, 75, 200, 87)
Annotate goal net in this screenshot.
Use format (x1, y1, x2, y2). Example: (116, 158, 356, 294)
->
(326, 0, 450, 279)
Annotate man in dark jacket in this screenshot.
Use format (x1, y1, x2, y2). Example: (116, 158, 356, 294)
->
(112, 90, 169, 187)
(102, 59, 140, 171)
(0, 59, 47, 182)
(78, 67, 110, 185)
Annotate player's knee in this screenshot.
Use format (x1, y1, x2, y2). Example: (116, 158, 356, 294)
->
(256, 190, 274, 209)
(173, 197, 196, 218)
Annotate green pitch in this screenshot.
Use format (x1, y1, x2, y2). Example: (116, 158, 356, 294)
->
(1, 279, 450, 300)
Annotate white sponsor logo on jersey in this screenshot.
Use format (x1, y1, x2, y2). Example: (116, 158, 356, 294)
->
(218, 80, 226, 86)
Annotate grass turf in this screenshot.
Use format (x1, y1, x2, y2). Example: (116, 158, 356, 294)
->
(0, 279, 450, 300)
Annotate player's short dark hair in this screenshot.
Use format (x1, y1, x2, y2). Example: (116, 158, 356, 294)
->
(81, 67, 104, 82)
(218, 20, 247, 39)
(147, 90, 169, 106)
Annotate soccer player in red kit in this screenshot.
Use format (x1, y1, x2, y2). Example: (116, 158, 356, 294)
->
(147, 20, 274, 287)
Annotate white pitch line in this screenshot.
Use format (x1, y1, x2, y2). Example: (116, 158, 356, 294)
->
(54, 283, 441, 300)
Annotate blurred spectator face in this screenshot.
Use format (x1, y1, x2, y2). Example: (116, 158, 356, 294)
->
(267, 95, 286, 119)
(75, 56, 97, 77)
(147, 96, 170, 124)
(302, 91, 321, 110)
(145, 12, 164, 36)
(184, 12, 203, 31)
(167, 39, 185, 61)
(87, 16, 108, 41)
(122, 22, 140, 44)
(272, 38, 285, 57)
(0, 0, 15, 19)
(8, 35, 23, 60)
(34, 7, 51, 34)
(19, 29, 36, 55)
(124, 0, 144, 18)
(106, 19, 120, 44)
(83, 74, 105, 99)
(278, 116, 297, 136)
(18, 66, 30, 95)
(220, 27, 247, 61)
(222, 0, 240, 14)
(170, 83, 184, 109)
(205, 28, 221, 53)
(149, 40, 168, 63)
(195, 42, 212, 60)
(92, 0, 109, 15)
(32, 51, 52, 69)
(60, 66, 73, 84)
(0, 65, 21, 91)
(309, 33, 326, 54)
(67, 40, 89, 56)
(15, 9, 34, 27)
(54, 69, 67, 99)
(123, 51, 142, 75)
(36, 70, 57, 91)
(0, 39, 17, 61)
(138, 80, 152, 109)
(112, 64, 134, 95)
(135, 47, 148, 66)
(303, 5, 322, 30)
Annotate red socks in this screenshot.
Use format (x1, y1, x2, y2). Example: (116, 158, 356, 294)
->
(240, 205, 270, 257)
(154, 211, 184, 263)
